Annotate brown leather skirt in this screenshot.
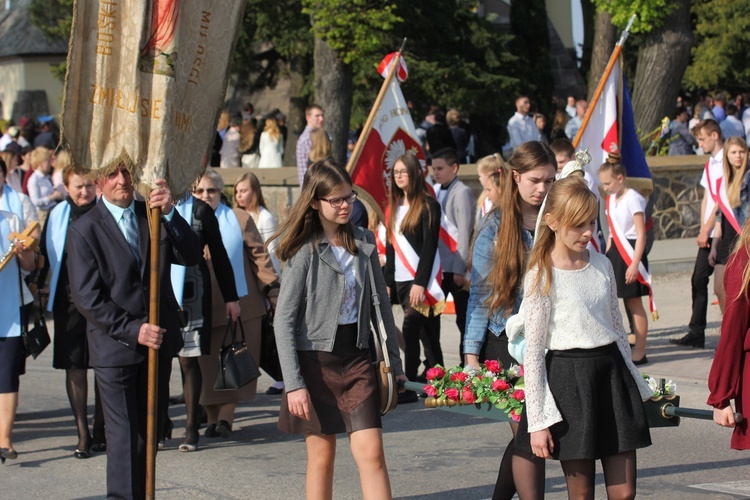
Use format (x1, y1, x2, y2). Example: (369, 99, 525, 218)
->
(278, 323, 381, 435)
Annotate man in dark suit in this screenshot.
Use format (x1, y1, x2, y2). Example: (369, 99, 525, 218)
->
(68, 164, 201, 499)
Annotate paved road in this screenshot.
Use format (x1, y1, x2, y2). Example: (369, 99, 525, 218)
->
(3, 270, 749, 499)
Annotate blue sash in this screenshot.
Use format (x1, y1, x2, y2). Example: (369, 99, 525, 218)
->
(215, 204, 248, 298)
(45, 200, 71, 312)
(0, 214, 22, 338)
(170, 196, 195, 306)
(0, 185, 25, 227)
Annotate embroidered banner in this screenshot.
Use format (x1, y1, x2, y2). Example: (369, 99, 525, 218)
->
(61, 0, 245, 198)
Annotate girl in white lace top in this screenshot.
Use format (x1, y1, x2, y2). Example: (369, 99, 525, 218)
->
(515, 177, 652, 499)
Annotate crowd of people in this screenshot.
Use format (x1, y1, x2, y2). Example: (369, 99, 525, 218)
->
(0, 92, 748, 499)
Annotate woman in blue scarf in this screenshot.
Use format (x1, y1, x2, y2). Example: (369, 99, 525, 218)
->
(39, 166, 104, 459)
(0, 158, 36, 464)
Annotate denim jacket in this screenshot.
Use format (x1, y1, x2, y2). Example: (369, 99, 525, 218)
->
(735, 170, 750, 227)
(464, 210, 533, 356)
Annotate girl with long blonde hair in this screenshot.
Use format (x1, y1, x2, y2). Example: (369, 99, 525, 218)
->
(518, 176, 652, 499)
(465, 141, 556, 499)
(709, 136, 749, 312)
(258, 117, 284, 168)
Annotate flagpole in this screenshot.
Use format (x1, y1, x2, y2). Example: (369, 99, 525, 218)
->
(346, 38, 407, 173)
(146, 204, 161, 500)
(573, 14, 636, 148)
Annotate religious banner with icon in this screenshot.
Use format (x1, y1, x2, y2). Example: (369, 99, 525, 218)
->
(61, 0, 245, 198)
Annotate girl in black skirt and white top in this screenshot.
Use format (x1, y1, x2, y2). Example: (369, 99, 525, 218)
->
(271, 159, 405, 499)
(518, 177, 652, 499)
(598, 155, 650, 364)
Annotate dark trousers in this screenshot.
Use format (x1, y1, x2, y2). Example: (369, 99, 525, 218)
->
(688, 243, 714, 338)
(396, 281, 443, 381)
(441, 272, 469, 362)
(95, 357, 172, 500)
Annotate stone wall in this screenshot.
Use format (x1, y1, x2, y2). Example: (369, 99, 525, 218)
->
(216, 155, 708, 241)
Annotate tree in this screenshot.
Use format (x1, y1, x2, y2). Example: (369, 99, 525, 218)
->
(592, 0, 692, 135)
(684, 0, 750, 93)
(587, 9, 616, 102)
(28, 0, 73, 80)
(303, 0, 400, 164)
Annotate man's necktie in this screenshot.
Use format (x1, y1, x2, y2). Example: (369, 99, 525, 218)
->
(122, 209, 142, 268)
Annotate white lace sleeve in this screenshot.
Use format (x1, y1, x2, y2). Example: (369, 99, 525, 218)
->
(605, 262, 653, 400)
(523, 269, 563, 432)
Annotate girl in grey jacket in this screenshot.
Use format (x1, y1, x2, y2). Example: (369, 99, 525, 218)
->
(271, 159, 405, 499)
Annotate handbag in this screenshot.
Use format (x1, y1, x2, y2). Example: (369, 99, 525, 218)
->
(367, 264, 398, 415)
(214, 317, 261, 391)
(259, 312, 283, 381)
(17, 261, 50, 359)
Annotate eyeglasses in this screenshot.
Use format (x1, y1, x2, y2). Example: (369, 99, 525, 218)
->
(393, 169, 409, 177)
(194, 187, 219, 195)
(318, 191, 358, 208)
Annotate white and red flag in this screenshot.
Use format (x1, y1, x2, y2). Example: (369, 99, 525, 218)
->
(348, 54, 425, 216)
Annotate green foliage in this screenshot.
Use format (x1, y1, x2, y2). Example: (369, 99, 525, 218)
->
(302, 0, 400, 65)
(684, 0, 750, 91)
(28, 0, 74, 81)
(509, 0, 553, 115)
(591, 0, 676, 34)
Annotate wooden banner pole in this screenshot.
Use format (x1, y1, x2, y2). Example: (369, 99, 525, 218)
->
(145, 205, 161, 499)
(345, 38, 407, 173)
(573, 14, 636, 148)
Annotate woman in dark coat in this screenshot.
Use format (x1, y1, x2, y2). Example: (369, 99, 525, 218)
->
(169, 195, 240, 451)
(39, 166, 104, 458)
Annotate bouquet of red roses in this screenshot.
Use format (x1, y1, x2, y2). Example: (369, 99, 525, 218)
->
(422, 360, 525, 422)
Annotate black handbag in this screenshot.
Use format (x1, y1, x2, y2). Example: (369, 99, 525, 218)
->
(17, 262, 50, 359)
(214, 318, 261, 391)
(259, 313, 283, 381)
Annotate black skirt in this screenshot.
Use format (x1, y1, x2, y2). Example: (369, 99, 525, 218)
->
(52, 295, 89, 370)
(515, 343, 651, 461)
(0, 337, 25, 393)
(479, 329, 518, 371)
(607, 240, 650, 298)
(716, 217, 738, 266)
(278, 324, 381, 435)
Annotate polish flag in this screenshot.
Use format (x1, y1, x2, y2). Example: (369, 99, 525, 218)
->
(349, 74, 426, 215)
(377, 52, 409, 82)
(576, 63, 619, 182)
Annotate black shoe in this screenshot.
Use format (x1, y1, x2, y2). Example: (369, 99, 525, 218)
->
(169, 394, 185, 405)
(670, 333, 705, 348)
(215, 420, 232, 438)
(398, 391, 419, 404)
(1, 448, 18, 464)
(204, 423, 219, 438)
(74, 448, 91, 459)
(91, 442, 107, 453)
(265, 386, 283, 395)
(632, 355, 648, 366)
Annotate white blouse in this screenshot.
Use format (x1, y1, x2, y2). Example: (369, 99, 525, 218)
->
(251, 207, 279, 273)
(523, 252, 652, 432)
(331, 245, 358, 325)
(607, 188, 646, 240)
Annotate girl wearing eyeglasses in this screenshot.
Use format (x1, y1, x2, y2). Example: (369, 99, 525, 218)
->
(384, 152, 443, 403)
(271, 159, 405, 499)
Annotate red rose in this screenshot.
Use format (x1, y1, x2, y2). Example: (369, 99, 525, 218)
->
(426, 367, 446, 381)
(462, 387, 477, 403)
(512, 389, 525, 401)
(518, 366, 525, 377)
(492, 379, 511, 391)
(484, 359, 501, 373)
(510, 409, 521, 422)
(450, 371, 469, 383)
(444, 388, 460, 401)
(423, 384, 437, 397)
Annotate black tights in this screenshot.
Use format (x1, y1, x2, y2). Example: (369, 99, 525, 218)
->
(493, 424, 545, 500)
(65, 368, 105, 450)
(179, 356, 202, 444)
(560, 451, 637, 500)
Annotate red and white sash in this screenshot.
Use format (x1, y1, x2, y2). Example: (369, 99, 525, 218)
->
(390, 224, 446, 316)
(376, 223, 387, 261)
(706, 161, 740, 233)
(588, 219, 601, 253)
(432, 183, 459, 253)
(605, 195, 658, 320)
